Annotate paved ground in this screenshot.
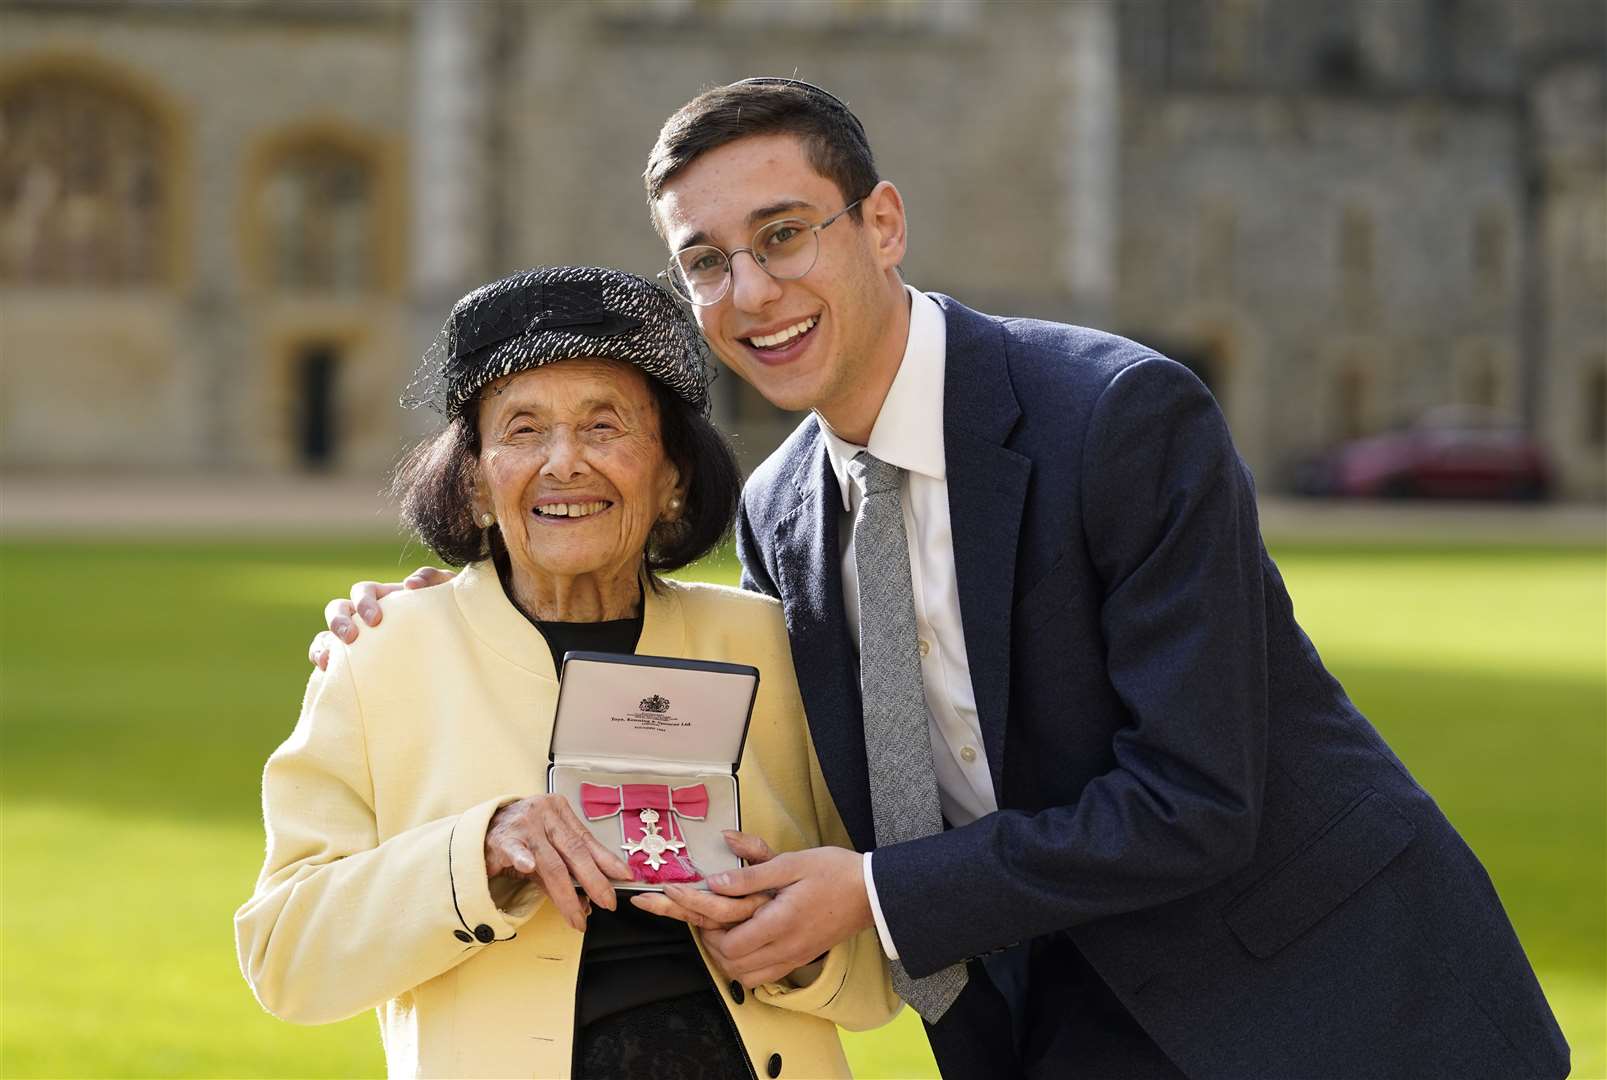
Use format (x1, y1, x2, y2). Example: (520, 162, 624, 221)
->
(1, 471, 1602, 545)
(0, 473, 403, 537)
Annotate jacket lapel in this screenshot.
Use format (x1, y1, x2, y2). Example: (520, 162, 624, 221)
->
(769, 434, 876, 851)
(935, 295, 1032, 803)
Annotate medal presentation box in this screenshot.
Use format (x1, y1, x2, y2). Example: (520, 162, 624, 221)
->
(548, 651, 760, 892)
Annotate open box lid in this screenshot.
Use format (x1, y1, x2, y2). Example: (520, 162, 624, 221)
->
(549, 651, 760, 773)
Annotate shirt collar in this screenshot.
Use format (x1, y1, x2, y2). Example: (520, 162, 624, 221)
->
(821, 285, 947, 512)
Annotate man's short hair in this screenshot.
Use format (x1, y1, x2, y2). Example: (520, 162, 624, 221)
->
(644, 78, 879, 235)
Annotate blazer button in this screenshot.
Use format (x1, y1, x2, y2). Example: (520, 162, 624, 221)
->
(766, 1052, 782, 1077)
(453, 929, 473, 943)
(473, 924, 495, 943)
(728, 979, 745, 1005)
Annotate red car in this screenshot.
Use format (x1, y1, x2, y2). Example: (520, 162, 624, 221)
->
(1295, 407, 1552, 500)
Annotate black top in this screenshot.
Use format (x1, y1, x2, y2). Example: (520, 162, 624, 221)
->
(535, 614, 644, 679)
(526, 607, 712, 1029)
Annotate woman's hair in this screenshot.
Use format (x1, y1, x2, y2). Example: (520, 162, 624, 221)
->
(391, 370, 741, 575)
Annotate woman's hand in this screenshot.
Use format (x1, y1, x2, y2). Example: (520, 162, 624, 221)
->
(309, 567, 457, 670)
(485, 795, 633, 932)
(629, 831, 776, 930)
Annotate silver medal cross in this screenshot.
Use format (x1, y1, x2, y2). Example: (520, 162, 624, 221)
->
(622, 807, 685, 870)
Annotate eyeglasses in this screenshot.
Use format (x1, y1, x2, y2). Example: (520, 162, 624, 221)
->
(661, 199, 863, 307)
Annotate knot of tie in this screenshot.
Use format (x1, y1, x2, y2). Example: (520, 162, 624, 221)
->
(849, 450, 901, 496)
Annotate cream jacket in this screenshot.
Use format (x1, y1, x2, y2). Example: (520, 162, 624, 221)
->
(235, 562, 898, 1078)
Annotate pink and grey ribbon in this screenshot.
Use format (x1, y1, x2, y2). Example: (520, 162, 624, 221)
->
(579, 782, 708, 884)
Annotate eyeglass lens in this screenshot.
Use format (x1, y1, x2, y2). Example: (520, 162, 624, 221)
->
(669, 218, 820, 305)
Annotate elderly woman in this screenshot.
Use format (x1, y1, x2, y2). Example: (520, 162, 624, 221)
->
(234, 266, 896, 1079)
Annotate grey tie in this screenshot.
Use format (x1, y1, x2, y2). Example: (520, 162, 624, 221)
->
(848, 450, 968, 1022)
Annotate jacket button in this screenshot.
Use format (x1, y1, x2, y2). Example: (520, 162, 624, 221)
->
(473, 924, 495, 943)
(453, 929, 473, 943)
(766, 1052, 782, 1077)
(728, 979, 745, 1005)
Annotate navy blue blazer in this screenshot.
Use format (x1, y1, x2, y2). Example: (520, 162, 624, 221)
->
(735, 295, 1568, 1079)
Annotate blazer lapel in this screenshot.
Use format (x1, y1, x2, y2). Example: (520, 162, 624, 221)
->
(936, 295, 1032, 803)
(769, 436, 876, 851)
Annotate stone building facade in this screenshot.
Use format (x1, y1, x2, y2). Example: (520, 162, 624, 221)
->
(1, 0, 1602, 497)
(1116, 0, 1606, 495)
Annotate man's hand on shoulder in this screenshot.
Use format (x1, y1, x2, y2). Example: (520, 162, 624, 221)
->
(699, 845, 872, 989)
(308, 566, 456, 670)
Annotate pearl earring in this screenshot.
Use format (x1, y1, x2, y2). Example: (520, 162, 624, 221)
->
(668, 497, 682, 512)
(479, 512, 495, 528)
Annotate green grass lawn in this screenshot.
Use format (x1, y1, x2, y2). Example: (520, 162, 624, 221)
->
(2, 539, 1602, 1078)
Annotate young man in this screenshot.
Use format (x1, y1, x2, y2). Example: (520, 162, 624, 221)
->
(319, 80, 1567, 1080)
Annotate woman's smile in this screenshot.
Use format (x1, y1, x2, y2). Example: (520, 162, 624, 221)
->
(532, 498, 615, 521)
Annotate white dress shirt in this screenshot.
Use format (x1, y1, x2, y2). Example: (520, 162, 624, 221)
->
(819, 286, 997, 960)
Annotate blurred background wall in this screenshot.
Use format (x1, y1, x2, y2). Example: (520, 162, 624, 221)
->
(1, 0, 1603, 496)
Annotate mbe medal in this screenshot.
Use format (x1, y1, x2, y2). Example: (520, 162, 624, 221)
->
(622, 807, 685, 871)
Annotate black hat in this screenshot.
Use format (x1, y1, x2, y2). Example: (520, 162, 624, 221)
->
(403, 266, 714, 418)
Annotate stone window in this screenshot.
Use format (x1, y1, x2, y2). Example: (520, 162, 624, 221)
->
(610, 0, 957, 26)
(1336, 362, 1369, 439)
(1205, 0, 1260, 84)
(1193, 198, 1237, 299)
(1570, 191, 1606, 277)
(1465, 353, 1499, 408)
(1338, 205, 1376, 319)
(260, 146, 374, 293)
(827, 0, 929, 15)
(716, 366, 796, 427)
(1585, 360, 1606, 449)
(1471, 207, 1508, 303)
(1314, 35, 1364, 90)
(0, 74, 166, 285)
